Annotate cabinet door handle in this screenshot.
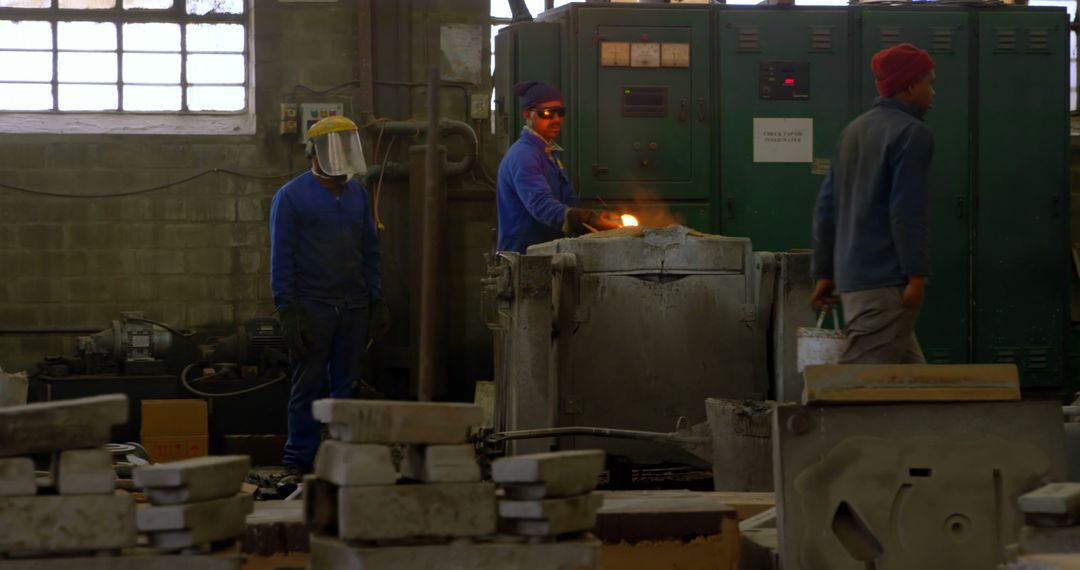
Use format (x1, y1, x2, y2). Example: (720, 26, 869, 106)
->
(697, 98, 705, 122)
(678, 98, 688, 122)
(954, 197, 965, 219)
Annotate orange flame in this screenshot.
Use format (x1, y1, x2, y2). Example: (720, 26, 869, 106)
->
(621, 214, 639, 227)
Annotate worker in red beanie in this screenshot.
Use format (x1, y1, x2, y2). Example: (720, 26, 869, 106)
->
(810, 43, 936, 364)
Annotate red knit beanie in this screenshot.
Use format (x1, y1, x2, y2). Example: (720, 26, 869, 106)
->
(872, 43, 935, 97)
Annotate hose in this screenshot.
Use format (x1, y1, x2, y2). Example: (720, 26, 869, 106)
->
(125, 316, 196, 338)
(180, 362, 288, 398)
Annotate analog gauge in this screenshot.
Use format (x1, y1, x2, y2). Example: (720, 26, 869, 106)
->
(630, 42, 661, 68)
(661, 43, 690, 68)
(600, 41, 630, 67)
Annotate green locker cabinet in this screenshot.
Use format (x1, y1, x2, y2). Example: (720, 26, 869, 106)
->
(717, 8, 852, 251)
(975, 9, 1070, 387)
(858, 8, 973, 365)
(572, 6, 714, 226)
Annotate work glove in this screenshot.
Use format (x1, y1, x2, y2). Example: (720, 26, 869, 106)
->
(277, 304, 307, 359)
(369, 298, 391, 341)
(562, 208, 622, 236)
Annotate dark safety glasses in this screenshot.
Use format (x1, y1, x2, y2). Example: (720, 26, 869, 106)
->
(534, 106, 566, 119)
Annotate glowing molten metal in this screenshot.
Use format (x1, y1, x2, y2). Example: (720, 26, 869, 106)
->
(621, 214, 639, 227)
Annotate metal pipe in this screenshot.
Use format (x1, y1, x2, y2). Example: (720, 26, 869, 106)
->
(356, 0, 375, 122)
(0, 329, 101, 335)
(507, 0, 533, 22)
(417, 66, 444, 401)
(486, 426, 711, 446)
(362, 119, 478, 182)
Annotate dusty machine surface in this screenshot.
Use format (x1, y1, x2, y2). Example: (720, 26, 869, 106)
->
(485, 225, 794, 465)
(773, 400, 1066, 570)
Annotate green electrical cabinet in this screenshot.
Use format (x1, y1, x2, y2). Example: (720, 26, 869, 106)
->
(717, 8, 852, 251)
(494, 22, 563, 151)
(494, 4, 1072, 391)
(571, 5, 714, 230)
(975, 9, 1070, 388)
(858, 7, 973, 365)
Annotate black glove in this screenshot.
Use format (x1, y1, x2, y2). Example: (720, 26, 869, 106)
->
(562, 208, 622, 236)
(369, 298, 391, 340)
(277, 304, 307, 359)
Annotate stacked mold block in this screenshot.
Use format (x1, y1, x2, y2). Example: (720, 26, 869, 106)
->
(0, 395, 135, 560)
(492, 450, 605, 539)
(1004, 483, 1080, 569)
(133, 456, 254, 553)
(304, 399, 599, 569)
(0, 395, 242, 569)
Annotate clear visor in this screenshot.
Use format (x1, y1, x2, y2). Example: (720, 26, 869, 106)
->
(313, 129, 367, 177)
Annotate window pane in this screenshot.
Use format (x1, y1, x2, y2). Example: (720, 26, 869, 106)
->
(60, 0, 117, 8)
(0, 21, 52, 50)
(124, 0, 172, 7)
(187, 85, 243, 111)
(124, 85, 180, 110)
(0, 51, 52, 81)
(59, 51, 118, 82)
(123, 23, 180, 51)
(186, 54, 243, 84)
(0, 83, 51, 110)
(59, 84, 117, 110)
(186, 23, 243, 52)
(186, 0, 242, 15)
(58, 21, 117, 51)
(123, 53, 179, 83)
(0, 0, 50, 7)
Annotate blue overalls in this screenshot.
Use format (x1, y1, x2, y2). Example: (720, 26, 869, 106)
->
(269, 171, 381, 469)
(496, 128, 577, 253)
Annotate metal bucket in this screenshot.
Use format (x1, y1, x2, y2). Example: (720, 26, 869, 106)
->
(796, 310, 844, 372)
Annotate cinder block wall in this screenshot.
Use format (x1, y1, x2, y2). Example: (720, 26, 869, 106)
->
(0, 0, 496, 399)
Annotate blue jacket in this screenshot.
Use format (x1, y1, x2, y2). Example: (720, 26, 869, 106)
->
(812, 97, 934, 293)
(496, 129, 577, 253)
(269, 171, 382, 309)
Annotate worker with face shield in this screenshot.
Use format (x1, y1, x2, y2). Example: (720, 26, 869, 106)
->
(269, 115, 391, 476)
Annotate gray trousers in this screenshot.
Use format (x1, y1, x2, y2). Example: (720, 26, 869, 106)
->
(839, 285, 925, 364)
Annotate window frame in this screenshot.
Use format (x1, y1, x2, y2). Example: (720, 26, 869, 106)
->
(0, 0, 255, 135)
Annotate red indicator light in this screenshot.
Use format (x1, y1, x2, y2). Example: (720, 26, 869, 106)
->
(784, 78, 796, 85)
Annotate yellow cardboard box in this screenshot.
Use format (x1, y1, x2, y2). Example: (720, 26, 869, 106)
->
(140, 399, 208, 463)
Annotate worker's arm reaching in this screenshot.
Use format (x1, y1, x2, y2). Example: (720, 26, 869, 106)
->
(511, 152, 574, 229)
(563, 207, 622, 235)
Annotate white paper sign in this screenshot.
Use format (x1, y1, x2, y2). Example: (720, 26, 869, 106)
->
(753, 118, 813, 163)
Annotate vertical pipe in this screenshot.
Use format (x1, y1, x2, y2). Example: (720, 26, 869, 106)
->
(417, 66, 443, 401)
(356, 0, 375, 121)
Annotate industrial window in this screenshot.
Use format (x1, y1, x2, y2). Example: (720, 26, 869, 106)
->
(0, 0, 254, 134)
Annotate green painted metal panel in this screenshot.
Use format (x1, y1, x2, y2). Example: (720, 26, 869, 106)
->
(572, 7, 713, 221)
(858, 8, 972, 365)
(975, 8, 1070, 388)
(717, 8, 851, 251)
(494, 23, 563, 149)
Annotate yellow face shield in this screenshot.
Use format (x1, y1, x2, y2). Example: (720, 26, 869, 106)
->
(312, 128, 367, 178)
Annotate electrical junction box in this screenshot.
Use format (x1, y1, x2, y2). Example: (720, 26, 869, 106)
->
(299, 102, 345, 144)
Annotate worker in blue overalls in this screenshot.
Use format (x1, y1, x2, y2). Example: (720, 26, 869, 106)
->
(269, 115, 390, 476)
(496, 80, 620, 253)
